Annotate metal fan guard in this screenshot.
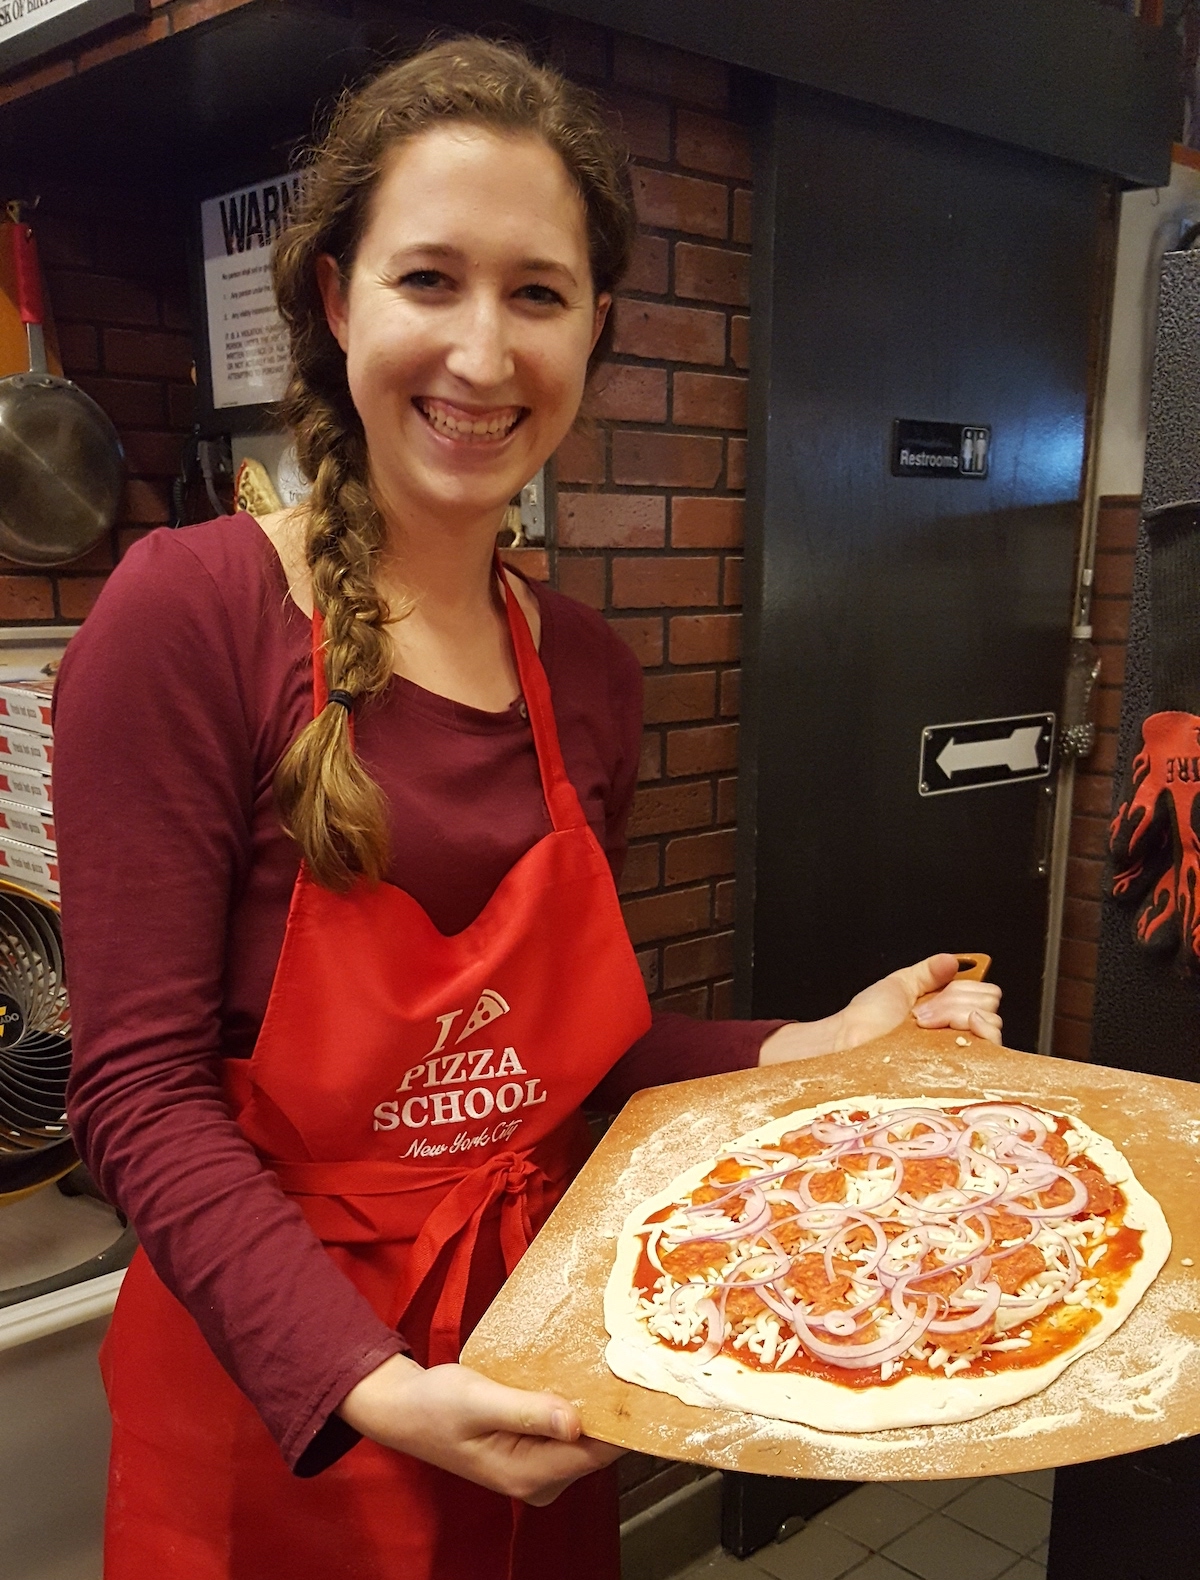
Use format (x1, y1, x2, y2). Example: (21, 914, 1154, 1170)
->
(0, 880, 75, 1195)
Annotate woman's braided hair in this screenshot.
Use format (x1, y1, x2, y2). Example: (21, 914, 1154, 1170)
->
(271, 37, 635, 890)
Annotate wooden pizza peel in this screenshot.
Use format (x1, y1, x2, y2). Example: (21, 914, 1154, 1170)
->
(462, 1024, 1200, 1481)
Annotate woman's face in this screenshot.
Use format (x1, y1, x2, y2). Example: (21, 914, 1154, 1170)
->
(319, 124, 609, 537)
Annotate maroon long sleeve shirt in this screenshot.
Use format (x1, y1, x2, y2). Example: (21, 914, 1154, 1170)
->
(55, 515, 782, 1473)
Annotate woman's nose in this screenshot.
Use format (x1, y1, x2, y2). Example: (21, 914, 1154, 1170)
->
(443, 294, 515, 389)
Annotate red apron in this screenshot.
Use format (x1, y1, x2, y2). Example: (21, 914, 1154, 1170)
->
(100, 572, 652, 1580)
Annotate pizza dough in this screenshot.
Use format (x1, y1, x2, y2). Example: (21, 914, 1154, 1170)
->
(604, 1095, 1171, 1433)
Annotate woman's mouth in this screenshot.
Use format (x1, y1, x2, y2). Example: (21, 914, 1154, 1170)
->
(413, 398, 526, 444)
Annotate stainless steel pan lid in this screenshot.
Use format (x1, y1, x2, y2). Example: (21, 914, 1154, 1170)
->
(0, 221, 123, 567)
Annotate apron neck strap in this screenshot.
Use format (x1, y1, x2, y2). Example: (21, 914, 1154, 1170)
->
(307, 559, 584, 834)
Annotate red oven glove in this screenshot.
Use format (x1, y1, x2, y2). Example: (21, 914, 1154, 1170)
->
(1109, 499, 1200, 968)
(1109, 711, 1200, 962)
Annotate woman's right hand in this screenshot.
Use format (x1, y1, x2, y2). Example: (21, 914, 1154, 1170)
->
(338, 1353, 623, 1505)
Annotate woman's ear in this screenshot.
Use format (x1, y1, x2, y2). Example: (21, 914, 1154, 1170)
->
(316, 254, 351, 352)
(590, 292, 612, 356)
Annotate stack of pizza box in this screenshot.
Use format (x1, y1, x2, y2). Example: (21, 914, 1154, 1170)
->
(0, 680, 58, 902)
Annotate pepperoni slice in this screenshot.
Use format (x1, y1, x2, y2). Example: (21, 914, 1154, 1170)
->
(660, 1240, 727, 1279)
(724, 1286, 769, 1325)
(807, 1169, 847, 1204)
(901, 1157, 960, 1196)
(1074, 1166, 1122, 1216)
(785, 1253, 852, 1314)
(690, 1183, 745, 1213)
(985, 1206, 1033, 1243)
(779, 1130, 824, 1158)
(1042, 1132, 1069, 1167)
(990, 1244, 1046, 1294)
(913, 1253, 965, 1299)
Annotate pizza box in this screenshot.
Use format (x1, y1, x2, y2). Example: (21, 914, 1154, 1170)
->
(0, 679, 53, 738)
(0, 723, 52, 772)
(0, 800, 53, 851)
(462, 1023, 1200, 1480)
(0, 833, 58, 899)
(0, 764, 52, 813)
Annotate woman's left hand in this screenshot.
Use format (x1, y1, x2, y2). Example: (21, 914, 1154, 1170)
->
(759, 953, 1002, 1065)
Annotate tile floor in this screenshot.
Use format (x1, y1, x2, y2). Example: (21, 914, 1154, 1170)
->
(674, 1471, 1054, 1580)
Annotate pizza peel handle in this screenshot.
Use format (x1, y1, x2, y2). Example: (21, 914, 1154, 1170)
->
(0, 221, 124, 567)
(913, 952, 990, 1009)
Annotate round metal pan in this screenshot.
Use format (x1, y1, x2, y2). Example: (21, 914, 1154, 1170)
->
(0, 221, 123, 566)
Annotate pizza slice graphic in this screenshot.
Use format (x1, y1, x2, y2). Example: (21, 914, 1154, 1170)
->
(456, 989, 511, 1043)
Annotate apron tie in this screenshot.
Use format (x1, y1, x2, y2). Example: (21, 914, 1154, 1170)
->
(394, 1150, 549, 1366)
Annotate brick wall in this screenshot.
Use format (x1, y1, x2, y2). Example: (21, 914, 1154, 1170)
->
(1051, 495, 1138, 1059)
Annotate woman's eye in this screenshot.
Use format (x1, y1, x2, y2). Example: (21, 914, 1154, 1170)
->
(516, 284, 567, 307)
(400, 270, 450, 290)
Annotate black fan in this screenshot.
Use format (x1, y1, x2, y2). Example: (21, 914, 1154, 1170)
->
(0, 882, 74, 1199)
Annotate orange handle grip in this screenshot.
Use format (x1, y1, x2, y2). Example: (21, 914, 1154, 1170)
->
(11, 223, 44, 328)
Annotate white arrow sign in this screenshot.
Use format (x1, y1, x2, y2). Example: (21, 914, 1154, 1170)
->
(936, 725, 1043, 779)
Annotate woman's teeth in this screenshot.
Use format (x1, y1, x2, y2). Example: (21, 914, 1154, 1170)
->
(416, 400, 522, 441)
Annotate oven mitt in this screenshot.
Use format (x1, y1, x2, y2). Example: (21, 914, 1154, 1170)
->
(1109, 501, 1200, 966)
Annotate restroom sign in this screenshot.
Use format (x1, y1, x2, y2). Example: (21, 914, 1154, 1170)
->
(892, 419, 991, 479)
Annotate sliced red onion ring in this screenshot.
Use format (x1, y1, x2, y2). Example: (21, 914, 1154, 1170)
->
(927, 1280, 1002, 1333)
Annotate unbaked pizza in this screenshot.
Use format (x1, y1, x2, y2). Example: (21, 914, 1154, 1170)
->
(604, 1096, 1170, 1431)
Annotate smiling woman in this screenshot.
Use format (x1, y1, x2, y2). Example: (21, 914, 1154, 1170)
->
(51, 34, 1001, 1580)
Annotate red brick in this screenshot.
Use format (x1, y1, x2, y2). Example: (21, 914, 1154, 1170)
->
(1089, 732, 1119, 776)
(623, 234, 670, 296)
(632, 169, 727, 239)
(608, 616, 664, 667)
(587, 365, 667, 423)
(49, 271, 160, 327)
(171, 0, 254, 33)
(555, 425, 605, 484)
(77, 11, 169, 70)
(672, 497, 743, 548)
(712, 977, 735, 1018)
(720, 668, 740, 716)
(55, 321, 99, 374)
(655, 986, 710, 1017)
(715, 879, 736, 925)
(613, 37, 728, 111)
(613, 301, 726, 365)
(670, 613, 741, 664)
(622, 884, 712, 945)
(558, 494, 665, 549)
(167, 381, 197, 430)
(612, 556, 720, 609)
(1094, 688, 1124, 730)
(613, 432, 723, 488)
(673, 372, 748, 430)
(1052, 1016, 1092, 1061)
(727, 439, 747, 489)
(0, 58, 74, 111)
(663, 930, 735, 990)
(667, 722, 739, 775)
(636, 948, 660, 996)
(58, 534, 114, 572)
(556, 555, 606, 608)
(642, 670, 717, 724)
(121, 430, 186, 477)
(675, 242, 751, 306)
(1067, 855, 1104, 902)
(1063, 896, 1101, 943)
(675, 110, 752, 180)
(57, 577, 108, 619)
(619, 842, 661, 895)
(730, 316, 750, 370)
(499, 547, 549, 582)
(724, 557, 743, 607)
(628, 781, 714, 838)
(665, 829, 737, 884)
(1091, 597, 1131, 645)
(1074, 769, 1117, 818)
(639, 731, 662, 782)
(103, 327, 193, 380)
(717, 775, 738, 823)
(600, 89, 671, 162)
(549, 14, 609, 81)
(1070, 814, 1109, 859)
(122, 478, 171, 525)
(76, 376, 165, 428)
(732, 189, 753, 246)
(1094, 500, 1140, 551)
(1097, 645, 1127, 688)
(1059, 937, 1098, 980)
(1055, 975, 1096, 1021)
(0, 576, 54, 619)
(1092, 551, 1134, 598)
